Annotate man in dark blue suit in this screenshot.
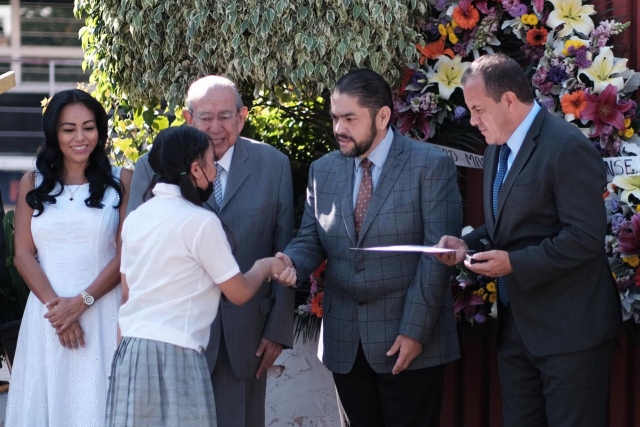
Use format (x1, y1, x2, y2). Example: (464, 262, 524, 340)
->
(437, 54, 621, 427)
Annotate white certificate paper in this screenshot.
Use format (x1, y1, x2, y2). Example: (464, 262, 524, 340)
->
(351, 245, 471, 253)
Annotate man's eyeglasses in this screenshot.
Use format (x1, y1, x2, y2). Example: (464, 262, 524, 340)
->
(188, 110, 239, 126)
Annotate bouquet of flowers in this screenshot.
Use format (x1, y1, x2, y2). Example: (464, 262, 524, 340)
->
(293, 261, 326, 343)
(451, 267, 498, 324)
(605, 177, 640, 323)
(394, 0, 640, 157)
(394, 0, 640, 326)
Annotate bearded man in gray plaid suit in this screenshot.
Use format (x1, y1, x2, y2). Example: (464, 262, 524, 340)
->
(279, 69, 462, 426)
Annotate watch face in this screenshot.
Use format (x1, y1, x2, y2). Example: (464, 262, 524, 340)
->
(83, 294, 95, 305)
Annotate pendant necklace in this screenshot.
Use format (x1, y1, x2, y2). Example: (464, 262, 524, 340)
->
(66, 178, 87, 201)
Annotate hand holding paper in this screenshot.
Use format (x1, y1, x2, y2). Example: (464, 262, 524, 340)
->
(434, 236, 469, 266)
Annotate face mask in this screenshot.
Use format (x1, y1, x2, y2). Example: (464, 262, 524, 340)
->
(197, 172, 214, 203)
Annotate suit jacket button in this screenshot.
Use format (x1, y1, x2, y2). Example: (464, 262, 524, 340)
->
(357, 301, 364, 306)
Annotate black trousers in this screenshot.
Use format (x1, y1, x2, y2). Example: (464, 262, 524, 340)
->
(333, 344, 445, 427)
(498, 305, 612, 427)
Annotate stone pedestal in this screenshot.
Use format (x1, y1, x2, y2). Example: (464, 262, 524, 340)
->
(265, 338, 339, 427)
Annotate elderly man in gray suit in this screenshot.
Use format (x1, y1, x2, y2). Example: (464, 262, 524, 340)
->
(437, 54, 622, 427)
(126, 76, 294, 427)
(277, 69, 462, 426)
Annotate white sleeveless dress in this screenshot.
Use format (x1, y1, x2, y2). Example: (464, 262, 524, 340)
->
(6, 167, 122, 427)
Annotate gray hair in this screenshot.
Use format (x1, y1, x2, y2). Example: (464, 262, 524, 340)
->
(185, 76, 244, 110)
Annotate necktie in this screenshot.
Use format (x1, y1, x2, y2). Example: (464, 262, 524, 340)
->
(493, 144, 511, 306)
(354, 158, 373, 237)
(214, 163, 224, 207)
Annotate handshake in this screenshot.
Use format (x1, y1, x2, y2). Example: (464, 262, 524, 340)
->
(259, 252, 298, 287)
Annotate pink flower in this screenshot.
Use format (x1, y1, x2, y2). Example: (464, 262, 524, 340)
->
(617, 217, 640, 254)
(397, 112, 432, 141)
(581, 84, 633, 137)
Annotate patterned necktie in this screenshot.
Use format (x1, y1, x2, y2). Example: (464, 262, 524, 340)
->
(354, 158, 373, 237)
(214, 163, 224, 207)
(493, 144, 511, 306)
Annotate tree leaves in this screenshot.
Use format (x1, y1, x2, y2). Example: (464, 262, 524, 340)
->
(76, 0, 429, 110)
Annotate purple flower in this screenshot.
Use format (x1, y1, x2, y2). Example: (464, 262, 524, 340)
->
(617, 277, 634, 291)
(454, 106, 468, 120)
(434, 0, 448, 11)
(411, 70, 426, 87)
(532, 67, 548, 87)
(611, 212, 624, 233)
(547, 66, 568, 84)
(618, 218, 640, 254)
(508, 3, 529, 18)
(600, 125, 615, 140)
(538, 82, 555, 95)
(570, 46, 592, 69)
(541, 97, 556, 110)
(501, 0, 521, 12)
(521, 44, 545, 62)
(474, 312, 487, 323)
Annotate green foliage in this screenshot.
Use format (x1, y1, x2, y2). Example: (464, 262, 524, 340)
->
(243, 87, 333, 224)
(74, 0, 429, 111)
(109, 105, 185, 165)
(0, 211, 30, 325)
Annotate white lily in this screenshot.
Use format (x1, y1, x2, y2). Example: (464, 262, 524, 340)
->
(579, 46, 628, 93)
(427, 55, 471, 100)
(612, 175, 640, 205)
(547, 0, 595, 37)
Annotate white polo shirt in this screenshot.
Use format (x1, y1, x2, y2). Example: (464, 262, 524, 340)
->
(119, 183, 240, 353)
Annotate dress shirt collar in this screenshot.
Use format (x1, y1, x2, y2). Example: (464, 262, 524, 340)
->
(355, 127, 394, 171)
(152, 183, 182, 198)
(216, 145, 234, 172)
(505, 102, 541, 158)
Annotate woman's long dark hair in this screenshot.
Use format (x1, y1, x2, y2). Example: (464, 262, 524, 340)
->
(26, 89, 123, 216)
(150, 126, 210, 206)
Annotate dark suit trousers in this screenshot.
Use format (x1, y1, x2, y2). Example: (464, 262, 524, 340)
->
(211, 331, 267, 427)
(498, 306, 612, 427)
(333, 344, 445, 427)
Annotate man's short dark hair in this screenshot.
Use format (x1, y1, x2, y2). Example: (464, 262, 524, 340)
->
(461, 54, 534, 104)
(333, 69, 393, 126)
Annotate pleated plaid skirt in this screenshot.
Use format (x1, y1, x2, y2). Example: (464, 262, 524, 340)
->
(105, 337, 217, 427)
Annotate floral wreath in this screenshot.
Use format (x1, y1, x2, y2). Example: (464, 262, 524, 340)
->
(392, 0, 640, 325)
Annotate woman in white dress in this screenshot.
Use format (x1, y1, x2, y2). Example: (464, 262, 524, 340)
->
(6, 89, 132, 427)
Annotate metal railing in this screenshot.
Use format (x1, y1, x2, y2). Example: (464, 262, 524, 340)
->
(0, 57, 88, 96)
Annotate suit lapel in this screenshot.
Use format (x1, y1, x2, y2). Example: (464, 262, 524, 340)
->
(356, 133, 408, 245)
(218, 138, 250, 212)
(337, 155, 358, 247)
(494, 107, 546, 227)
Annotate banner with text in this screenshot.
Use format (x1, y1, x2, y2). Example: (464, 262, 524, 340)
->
(431, 144, 484, 169)
(433, 146, 638, 181)
(604, 156, 640, 180)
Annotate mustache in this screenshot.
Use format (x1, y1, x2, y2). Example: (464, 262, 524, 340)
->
(334, 133, 354, 142)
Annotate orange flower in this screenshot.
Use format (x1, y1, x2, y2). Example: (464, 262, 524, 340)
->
(312, 260, 327, 279)
(452, 3, 480, 30)
(415, 36, 454, 65)
(560, 90, 588, 119)
(310, 293, 324, 318)
(526, 28, 548, 47)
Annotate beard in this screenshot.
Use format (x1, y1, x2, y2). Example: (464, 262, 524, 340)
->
(336, 120, 378, 158)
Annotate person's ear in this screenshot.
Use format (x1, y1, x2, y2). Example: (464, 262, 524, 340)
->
(376, 106, 392, 130)
(183, 108, 194, 126)
(236, 106, 249, 133)
(189, 160, 201, 179)
(503, 92, 518, 110)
